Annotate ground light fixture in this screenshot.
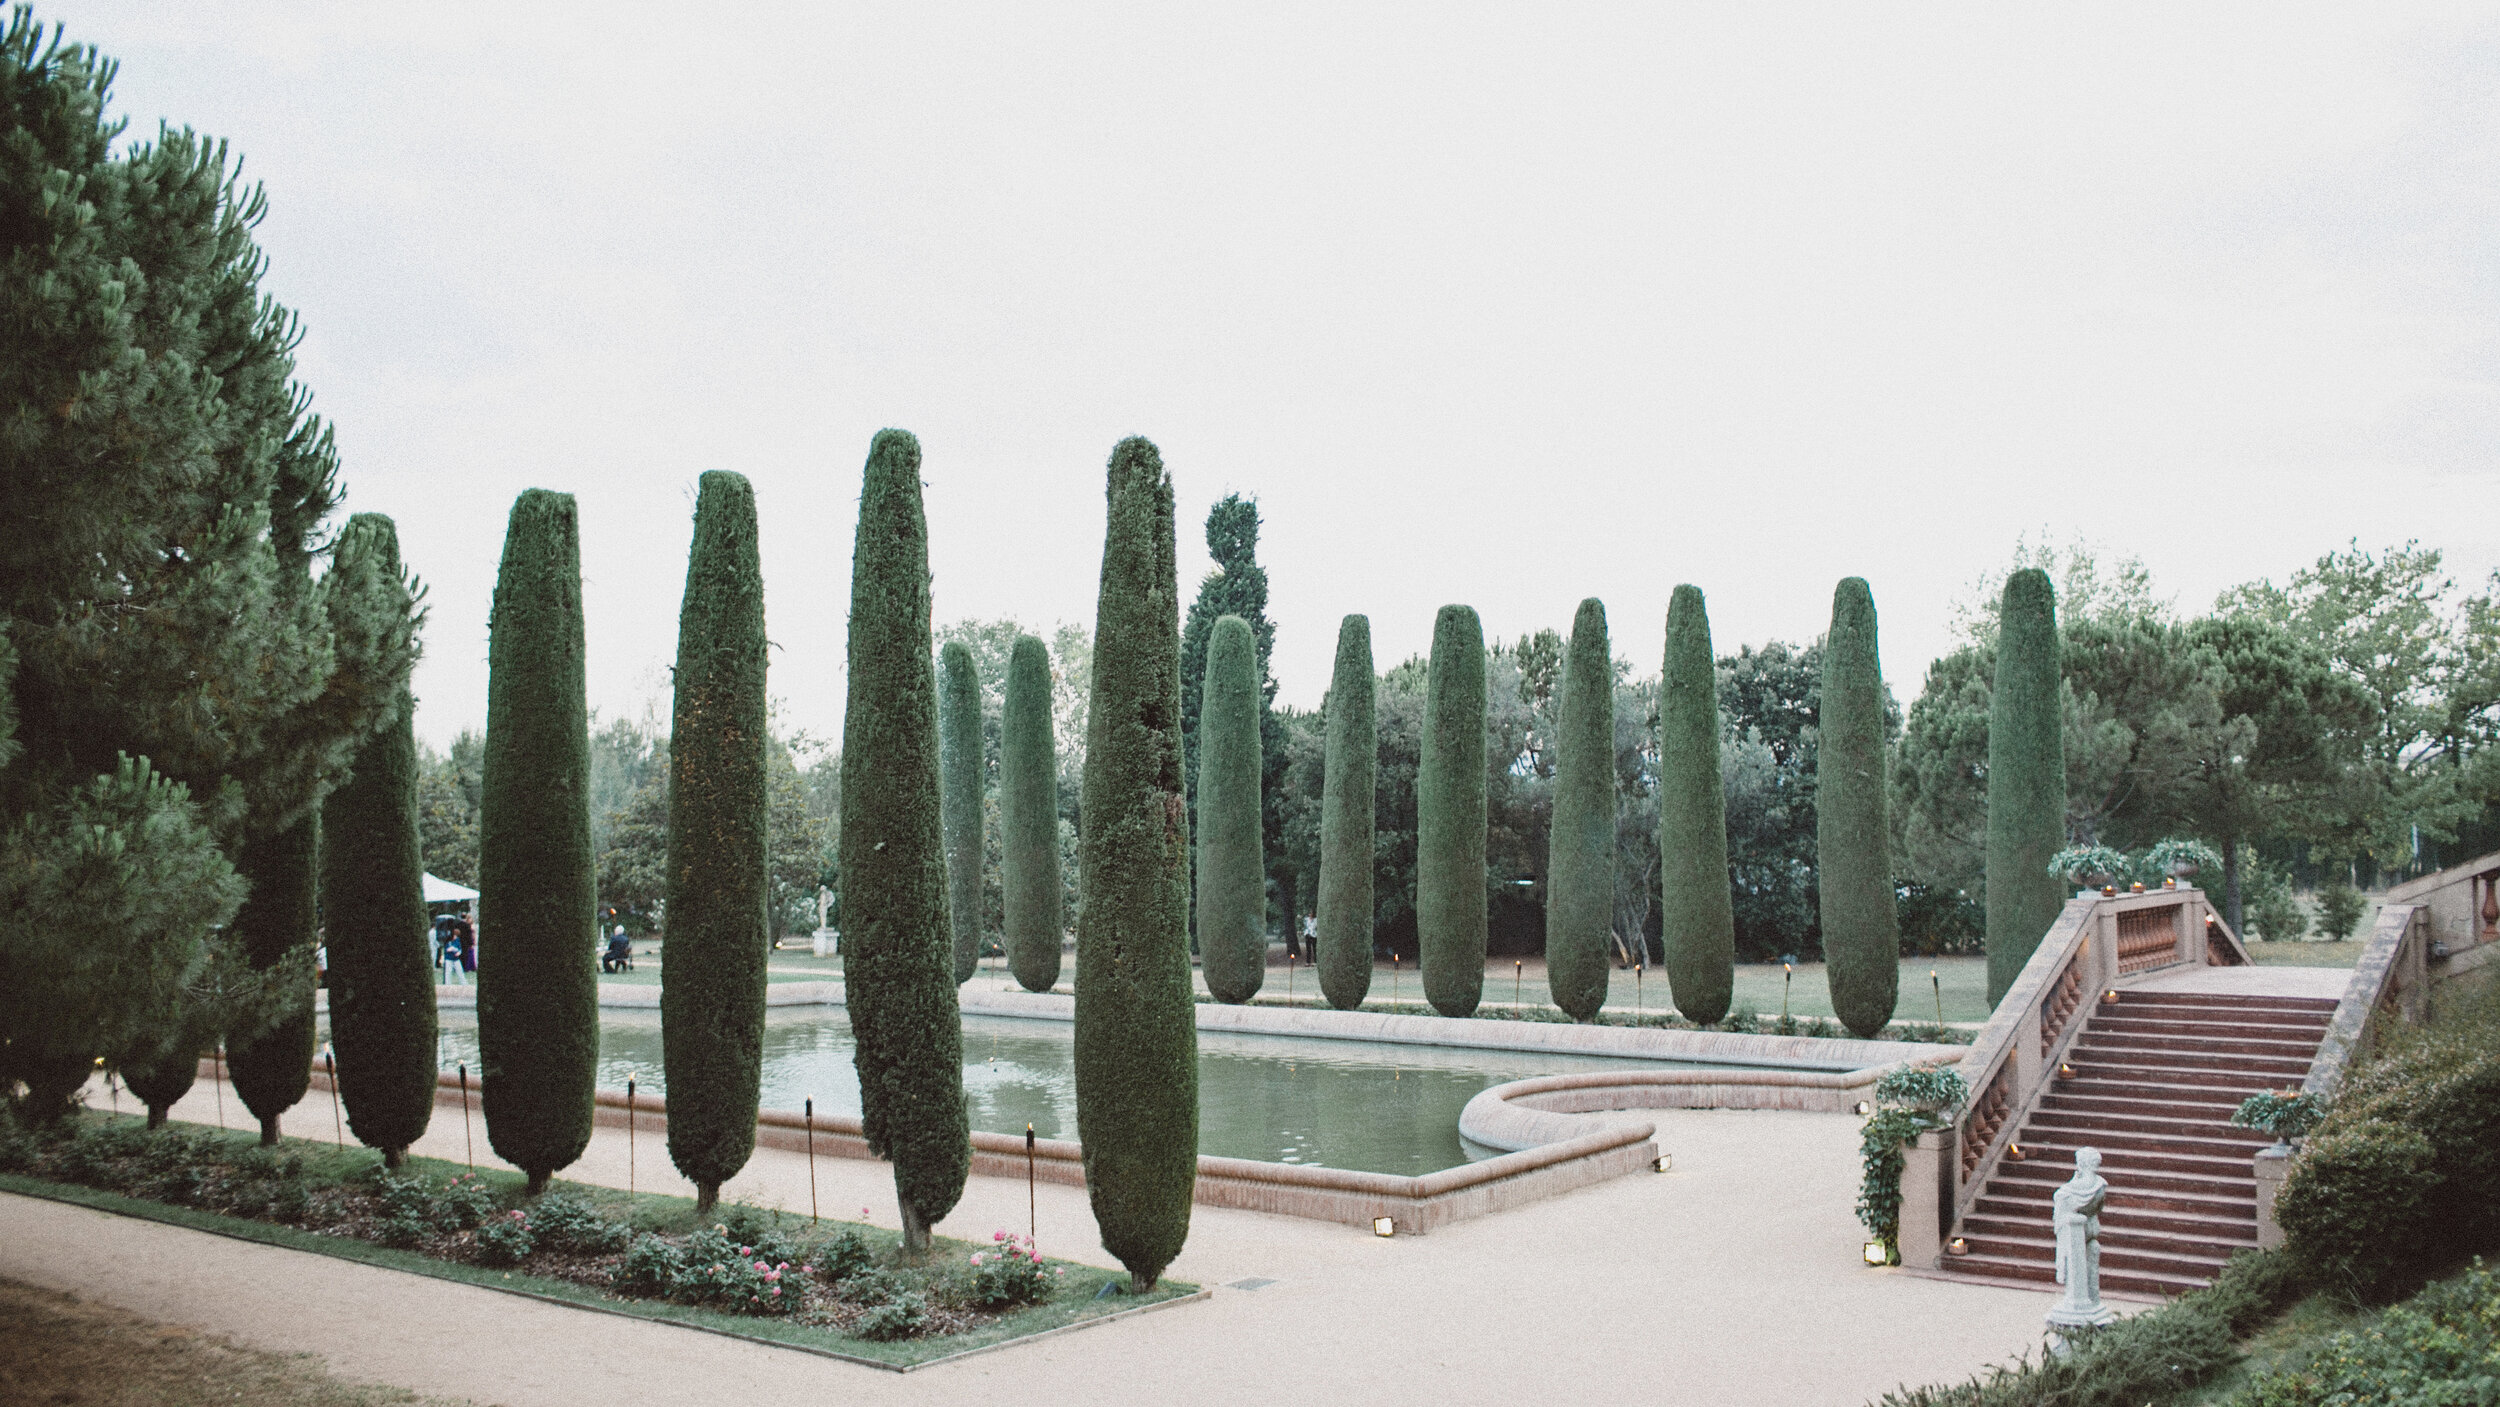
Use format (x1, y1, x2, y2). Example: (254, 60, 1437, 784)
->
(1863, 1240, 1890, 1266)
(2057, 1062, 2077, 1080)
(1947, 1237, 1970, 1257)
(2007, 1143, 2026, 1161)
(2104, 988, 2121, 1004)
(1373, 1217, 1395, 1238)
(1854, 1101, 1873, 1116)
(1652, 1153, 1673, 1173)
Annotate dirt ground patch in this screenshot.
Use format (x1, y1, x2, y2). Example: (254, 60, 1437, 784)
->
(0, 1278, 484, 1407)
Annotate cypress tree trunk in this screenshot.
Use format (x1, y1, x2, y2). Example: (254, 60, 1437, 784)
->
(1658, 585, 1736, 1026)
(1418, 605, 1487, 1018)
(661, 472, 769, 1214)
(1985, 567, 2066, 1005)
(1818, 577, 1900, 1037)
(839, 430, 970, 1254)
(1001, 635, 1065, 994)
(477, 489, 598, 1196)
(1317, 615, 1376, 1011)
(321, 515, 436, 1161)
(1197, 616, 1265, 1004)
(1546, 598, 1613, 1022)
(938, 642, 986, 985)
(1074, 436, 1197, 1293)
(228, 815, 317, 1145)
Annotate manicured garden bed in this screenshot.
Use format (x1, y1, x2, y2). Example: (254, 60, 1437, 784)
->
(0, 1113, 1198, 1370)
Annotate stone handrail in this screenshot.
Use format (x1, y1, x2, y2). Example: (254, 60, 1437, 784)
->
(2302, 902, 2430, 1101)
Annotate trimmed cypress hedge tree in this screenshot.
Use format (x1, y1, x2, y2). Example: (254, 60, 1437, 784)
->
(320, 514, 435, 1165)
(1817, 577, 1899, 1037)
(1316, 615, 1375, 1011)
(1546, 598, 1613, 1023)
(1073, 435, 1198, 1293)
(227, 816, 317, 1145)
(938, 641, 986, 985)
(661, 471, 769, 1213)
(477, 489, 599, 1195)
(839, 430, 970, 1254)
(1986, 567, 2067, 1004)
(1418, 604, 1487, 1018)
(1000, 634, 1064, 994)
(1658, 585, 1736, 1026)
(1197, 615, 1265, 1004)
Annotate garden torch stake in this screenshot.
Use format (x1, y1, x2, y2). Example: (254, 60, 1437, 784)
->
(1515, 959, 1522, 1010)
(458, 1063, 472, 1169)
(805, 1097, 817, 1224)
(626, 1076, 636, 1198)
(1781, 962, 1792, 1025)
(1932, 969, 1944, 1027)
(1026, 1123, 1037, 1247)
(1635, 964, 1643, 1023)
(213, 1040, 226, 1130)
(325, 1046, 343, 1149)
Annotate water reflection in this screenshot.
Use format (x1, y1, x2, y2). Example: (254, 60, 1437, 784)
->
(416, 1009, 1666, 1176)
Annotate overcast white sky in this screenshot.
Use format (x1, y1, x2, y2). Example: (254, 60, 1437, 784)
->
(43, 2, 2500, 748)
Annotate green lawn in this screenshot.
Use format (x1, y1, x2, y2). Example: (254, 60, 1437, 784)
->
(2244, 940, 2364, 969)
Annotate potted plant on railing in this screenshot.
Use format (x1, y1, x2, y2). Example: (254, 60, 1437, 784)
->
(2229, 1090, 2326, 1151)
(2049, 845, 2132, 896)
(2144, 838, 2224, 892)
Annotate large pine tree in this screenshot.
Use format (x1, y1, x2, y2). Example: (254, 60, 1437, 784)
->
(1316, 615, 1376, 1011)
(1658, 586, 1736, 1026)
(1986, 568, 2066, 1004)
(477, 490, 599, 1195)
(1000, 634, 1064, 993)
(938, 641, 986, 984)
(320, 515, 436, 1164)
(1546, 599, 1613, 1022)
(839, 430, 970, 1254)
(1418, 605, 1487, 1018)
(1197, 615, 1266, 1004)
(661, 472, 769, 1213)
(1075, 436, 1198, 1293)
(1818, 577, 1899, 1037)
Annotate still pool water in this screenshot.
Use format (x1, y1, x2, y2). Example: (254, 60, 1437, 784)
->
(414, 1009, 1714, 1175)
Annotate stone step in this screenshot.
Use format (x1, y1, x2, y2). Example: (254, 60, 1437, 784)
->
(2038, 1091, 2250, 1123)
(1993, 1150, 2254, 1196)
(1980, 1181, 2254, 1221)
(2025, 1108, 2274, 1151)
(2075, 1030, 2324, 1059)
(1959, 1230, 2236, 1278)
(2109, 991, 2339, 1014)
(1942, 1250, 2209, 1298)
(2059, 1064, 2306, 1097)
(2014, 1124, 2269, 1171)
(1973, 1197, 2256, 1239)
(2091, 1015, 2331, 1042)
(2066, 1048, 2315, 1079)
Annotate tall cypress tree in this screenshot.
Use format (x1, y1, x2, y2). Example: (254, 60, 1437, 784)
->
(1986, 567, 2066, 1004)
(1000, 634, 1064, 994)
(1818, 577, 1899, 1037)
(938, 642, 986, 985)
(1546, 599, 1613, 1022)
(227, 818, 317, 1144)
(1197, 616, 1265, 1004)
(661, 472, 768, 1213)
(1316, 615, 1376, 1011)
(477, 489, 598, 1195)
(320, 515, 435, 1165)
(1074, 436, 1197, 1293)
(1418, 605, 1487, 1018)
(1659, 585, 1736, 1026)
(840, 430, 970, 1254)
(1179, 496, 1286, 943)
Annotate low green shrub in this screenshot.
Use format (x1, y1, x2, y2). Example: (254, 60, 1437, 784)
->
(670, 1227, 795, 1314)
(2230, 1260, 2499, 1406)
(473, 1209, 537, 1267)
(377, 1214, 430, 1249)
(1871, 1288, 2238, 1406)
(964, 1232, 1057, 1309)
(529, 1194, 631, 1256)
(2201, 1247, 2305, 1338)
(852, 1291, 929, 1341)
(2311, 882, 2365, 942)
(811, 1227, 875, 1285)
(2275, 1121, 2442, 1303)
(433, 1171, 497, 1231)
(611, 1233, 683, 1296)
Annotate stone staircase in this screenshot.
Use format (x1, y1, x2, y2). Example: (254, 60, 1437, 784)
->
(1952, 988, 2337, 1296)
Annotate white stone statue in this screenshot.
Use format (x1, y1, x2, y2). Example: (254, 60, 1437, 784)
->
(2047, 1146, 2118, 1334)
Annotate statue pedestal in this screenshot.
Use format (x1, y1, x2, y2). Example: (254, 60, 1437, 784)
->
(811, 929, 836, 958)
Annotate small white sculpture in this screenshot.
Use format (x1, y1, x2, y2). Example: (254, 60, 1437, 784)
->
(2047, 1145, 2119, 1335)
(812, 886, 836, 958)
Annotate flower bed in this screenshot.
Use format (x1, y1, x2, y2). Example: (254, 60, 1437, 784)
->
(0, 1110, 1196, 1368)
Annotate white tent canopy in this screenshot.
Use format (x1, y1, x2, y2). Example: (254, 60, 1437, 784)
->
(422, 873, 479, 904)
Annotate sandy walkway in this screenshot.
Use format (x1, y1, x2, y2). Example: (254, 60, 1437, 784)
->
(1, 1073, 2065, 1407)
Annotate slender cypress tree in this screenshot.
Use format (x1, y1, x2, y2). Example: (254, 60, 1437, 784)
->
(1316, 615, 1376, 1011)
(321, 515, 435, 1165)
(1658, 585, 1736, 1026)
(1197, 616, 1265, 1004)
(227, 817, 316, 1145)
(1000, 635, 1064, 993)
(1546, 598, 1613, 1022)
(1418, 605, 1487, 1018)
(938, 642, 986, 984)
(1986, 567, 2066, 1004)
(661, 472, 769, 1213)
(840, 430, 970, 1254)
(1818, 577, 1899, 1037)
(1074, 436, 1197, 1293)
(477, 489, 598, 1195)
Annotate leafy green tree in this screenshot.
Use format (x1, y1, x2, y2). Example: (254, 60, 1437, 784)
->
(839, 430, 968, 1254)
(477, 490, 598, 1196)
(661, 471, 768, 1214)
(1419, 606, 1488, 1017)
(1317, 616, 1376, 1009)
(595, 768, 668, 932)
(1818, 579, 1898, 1037)
(1547, 600, 1613, 1021)
(417, 732, 483, 887)
(766, 740, 830, 940)
(1716, 641, 1824, 959)
(1074, 437, 1197, 1292)
(938, 642, 986, 983)
(1987, 568, 2066, 1004)
(1658, 586, 1736, 1025)
(319, 515, 436, 1166)
(1001, 635, 1064, 992)
(1197, 616, 1265, 1003)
